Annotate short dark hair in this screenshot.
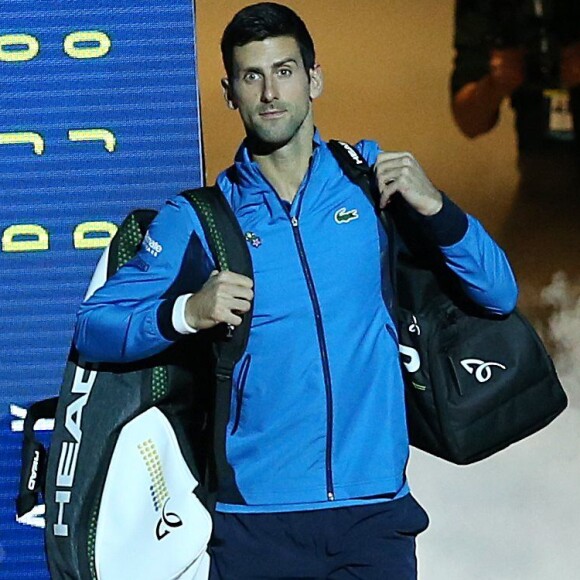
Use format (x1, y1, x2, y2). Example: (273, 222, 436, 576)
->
(221, 2, 316, 78)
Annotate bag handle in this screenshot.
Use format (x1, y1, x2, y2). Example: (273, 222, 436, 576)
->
(326, 140, 400, 316)
(16, 397, 58, 517)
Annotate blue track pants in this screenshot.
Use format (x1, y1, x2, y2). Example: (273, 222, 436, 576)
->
(209, 493, 429, 579)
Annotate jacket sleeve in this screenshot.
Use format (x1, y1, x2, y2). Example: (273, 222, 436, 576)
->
(74, 195, 215, 363)
(356, 138, 518, 315)
(427, 201, 518, 315)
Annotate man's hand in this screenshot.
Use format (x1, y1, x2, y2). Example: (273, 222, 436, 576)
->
(374, 152, 443, 216)
(185, 270, 254, 330)
(489, 47, 526, 97)
(561, 41, 580, 89)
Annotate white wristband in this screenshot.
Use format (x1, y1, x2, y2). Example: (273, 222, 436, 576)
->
(172, 293, 198, 334)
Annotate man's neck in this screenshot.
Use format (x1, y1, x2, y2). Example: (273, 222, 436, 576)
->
(252, 125, 315, 204)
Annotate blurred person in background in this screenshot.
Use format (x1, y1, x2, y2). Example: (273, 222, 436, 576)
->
(450, 0, 580, 317)
(452, 0, 580, 156)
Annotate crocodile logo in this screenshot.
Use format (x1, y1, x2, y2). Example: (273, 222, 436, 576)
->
(334, 207, 359, 224)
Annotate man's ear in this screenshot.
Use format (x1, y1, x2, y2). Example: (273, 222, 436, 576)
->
(221, 77, 237, 110)
(309, 64, 323, 100)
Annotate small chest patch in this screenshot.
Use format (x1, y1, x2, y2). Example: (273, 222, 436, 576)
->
(245, 231, 262, 248)
(334, 207, 359, 224)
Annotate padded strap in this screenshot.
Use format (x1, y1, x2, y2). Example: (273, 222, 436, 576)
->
(181, 186, 253, 505)
(327, 139, 400, 317)
(181, 186, 254, 378)
(107, 208, 158, 276)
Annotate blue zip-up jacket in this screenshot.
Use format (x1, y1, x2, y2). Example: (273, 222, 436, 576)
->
(74, 134, 518, 513)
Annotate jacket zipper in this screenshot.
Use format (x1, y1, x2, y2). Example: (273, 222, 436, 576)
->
(290, 215, 335, 501)
(231, 354, 251, 435)
(260, 155, 335, 501)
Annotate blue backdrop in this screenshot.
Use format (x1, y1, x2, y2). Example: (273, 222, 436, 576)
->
(0, 1, 203, 576)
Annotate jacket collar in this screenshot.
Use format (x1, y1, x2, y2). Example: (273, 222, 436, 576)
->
(232, 129, 323, 192)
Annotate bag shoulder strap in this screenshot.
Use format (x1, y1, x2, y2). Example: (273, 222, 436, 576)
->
(327, 140, 400, 315)
(180, 186, 254, 505)
(180, 185, 254, 378)
(107, 208, 158, 276)
(326, 141, 378, 204)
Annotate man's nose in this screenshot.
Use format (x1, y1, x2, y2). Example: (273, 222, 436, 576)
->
(261, 76, 279, 102)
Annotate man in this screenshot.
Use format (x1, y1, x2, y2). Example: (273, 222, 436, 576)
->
(75, 3, 518, 578)
(451, 0, 580, 150)
(450, 0, 580, 318)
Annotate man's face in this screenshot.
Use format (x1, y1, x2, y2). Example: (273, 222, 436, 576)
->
(222, 36, 322, 149)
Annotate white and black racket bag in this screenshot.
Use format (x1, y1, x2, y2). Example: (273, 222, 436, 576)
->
(17, 189, 253, 580)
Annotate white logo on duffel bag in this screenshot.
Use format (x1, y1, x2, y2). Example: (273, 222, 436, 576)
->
(399, 344, 420, 373)
(460, 358, 507, 383)
(408, 316, 421, 336)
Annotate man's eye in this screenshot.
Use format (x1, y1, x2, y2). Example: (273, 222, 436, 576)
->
(278, 69, 292, 77)
(244, 72, 260, 82)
